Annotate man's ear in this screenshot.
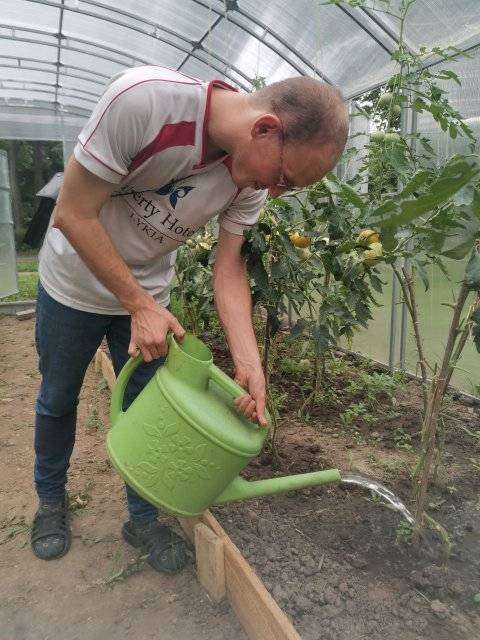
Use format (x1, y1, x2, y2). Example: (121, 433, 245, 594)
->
(251, 113, 282, 139)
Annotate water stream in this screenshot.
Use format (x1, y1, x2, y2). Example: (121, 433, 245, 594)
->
(340, 471, 414, 524)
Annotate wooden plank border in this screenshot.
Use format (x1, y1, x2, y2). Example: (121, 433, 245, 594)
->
(94, 348, 301, 640)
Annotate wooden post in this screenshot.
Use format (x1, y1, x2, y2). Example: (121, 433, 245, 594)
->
(194, 523, 225, 602)
(180, 513, 301, 640)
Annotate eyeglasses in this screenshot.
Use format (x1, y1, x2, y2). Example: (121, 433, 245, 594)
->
(273, 122, 299, 191)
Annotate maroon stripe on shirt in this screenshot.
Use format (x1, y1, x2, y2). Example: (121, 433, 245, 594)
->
(128, 121, 196, 173)
(193, 79, 238, 170)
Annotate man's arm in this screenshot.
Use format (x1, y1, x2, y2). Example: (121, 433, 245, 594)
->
(54, 157, 185, 360)
(213, 226, 267, 426)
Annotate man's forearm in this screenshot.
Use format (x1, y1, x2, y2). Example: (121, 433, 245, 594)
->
(54, 205, 152, 313)
(213, 261, 261, 370)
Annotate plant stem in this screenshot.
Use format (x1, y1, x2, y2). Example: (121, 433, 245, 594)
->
(412, 280, 471, 542)
(393, 265, 429, 413)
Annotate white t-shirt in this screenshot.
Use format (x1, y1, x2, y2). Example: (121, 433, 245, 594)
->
(39, 65, 267, 314)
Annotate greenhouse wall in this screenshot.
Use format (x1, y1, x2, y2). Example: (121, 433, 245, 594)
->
(0, 149, 17, 299)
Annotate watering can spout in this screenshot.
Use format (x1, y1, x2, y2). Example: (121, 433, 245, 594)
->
(214, 469, 342, 505)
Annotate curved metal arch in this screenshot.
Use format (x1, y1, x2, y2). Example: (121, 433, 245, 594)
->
(0, 22, 252, 92)
(0, 56, 109, 87)
(25, 0, 321, 84)
(0, 77, 100, 102)
(0, 85, 96, 105)
(22, 0, 257, 87)
(334, 3, 397, 56)
(189, 0, 333, 83)
(0, 97, 91, 117)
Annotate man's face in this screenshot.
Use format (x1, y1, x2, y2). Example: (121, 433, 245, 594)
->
(230, 118, 339, 196)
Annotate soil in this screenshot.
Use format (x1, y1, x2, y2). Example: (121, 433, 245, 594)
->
(3, 313, 478, 640)
(207, 330, 480, 640)
(0, 316, 246, 640)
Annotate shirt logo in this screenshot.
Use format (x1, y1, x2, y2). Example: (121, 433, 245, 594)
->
(156, 180, 195, 209)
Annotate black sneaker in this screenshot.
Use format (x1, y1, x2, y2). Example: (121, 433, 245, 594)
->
(31, 496, 71, 560)
(122, 520, 189, 574)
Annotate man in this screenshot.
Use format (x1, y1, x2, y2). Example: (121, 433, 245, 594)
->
(31, 65, 348, 573)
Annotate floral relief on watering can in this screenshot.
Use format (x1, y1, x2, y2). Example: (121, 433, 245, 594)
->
(125, 416, 224, 494)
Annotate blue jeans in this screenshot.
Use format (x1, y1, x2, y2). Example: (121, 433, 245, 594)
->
(34, 282, 165, 525)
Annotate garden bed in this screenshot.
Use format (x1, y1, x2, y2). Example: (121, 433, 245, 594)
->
(207, 329, 480, 640)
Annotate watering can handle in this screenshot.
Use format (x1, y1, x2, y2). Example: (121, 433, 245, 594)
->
(209, 364, 271, 429)
(110, 355, 143, 426)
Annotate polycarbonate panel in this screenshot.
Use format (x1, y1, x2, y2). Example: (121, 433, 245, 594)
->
(0, 2, 59, 31)
(404, 259, 479, 396)
(203, 21, 295, 83)
(0, 149, 16, 299)
(0, 89, 54, 102)
(0, 67, 56, 85)
(60, 49, 124, 79)
(372, 0, 480, 52)
(82, 0, 215, 42)
(347, 264, 394, 368)
(179, 57, 250, 91)
(0, 150, 9, 189)
(0, 222, 18, 299)
(58, 75, 103, 96)
(0, 107, 87, 141)
(62, 11, 185, 70)
(0, 190, 11, 223)
(237, 0, 396, 96)
(0, 38, 55, 63)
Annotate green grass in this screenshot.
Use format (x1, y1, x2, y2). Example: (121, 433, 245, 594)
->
(16, 260, 38, 273)
(1, 273, 38, 302)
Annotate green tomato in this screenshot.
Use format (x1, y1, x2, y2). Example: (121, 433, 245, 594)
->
(379, 92, 394, 107)
(370, 131, 385, 143)
(298, 359, 311, 373)
(392, 104, 402, 116)
(384, 132, 401, 143)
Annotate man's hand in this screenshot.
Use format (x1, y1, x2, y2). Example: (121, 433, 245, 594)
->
(129, 299, 185, 361)
(233, 363, 268, 427)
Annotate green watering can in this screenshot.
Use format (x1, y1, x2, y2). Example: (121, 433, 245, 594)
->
(107, 334, 341, 517)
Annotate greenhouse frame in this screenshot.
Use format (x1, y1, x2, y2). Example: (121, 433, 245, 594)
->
(0, 0, 479, 394)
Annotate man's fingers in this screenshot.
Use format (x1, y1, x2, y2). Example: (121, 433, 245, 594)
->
(169, 315, 186, 341)
(128, 340, 140, 358)
(140, 345, 153, 363)
(254, 395, 267, 427)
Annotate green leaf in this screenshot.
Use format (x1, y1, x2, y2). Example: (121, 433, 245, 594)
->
(442, 239, 475, 260)
(289, 318, 308, 340)
(312, 323, 331, 354)
(399, 170, 430, 199)
(335, 240, 356, 255)
(412, 259, 430, 291)
(321, 174, 365, 209)
(386, 158, 479, 228)
(419, 138, 434, 155)
(271, 259, 289, 279)
(247, 256, 269, 291)
(465, 249, 480, 291)
(435, 69, 461, 85)
(372, 199, 397, 217)
(449, 124, 458, 139)
(369, 273, 384, 294)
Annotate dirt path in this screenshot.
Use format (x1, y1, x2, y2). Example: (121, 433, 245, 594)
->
(0, 316, 246, 640)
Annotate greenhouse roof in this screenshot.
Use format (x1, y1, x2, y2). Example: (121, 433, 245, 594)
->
(0, 0, 480, 139)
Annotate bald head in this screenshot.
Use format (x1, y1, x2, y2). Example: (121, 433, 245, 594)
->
(250, 77, 348, 158)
